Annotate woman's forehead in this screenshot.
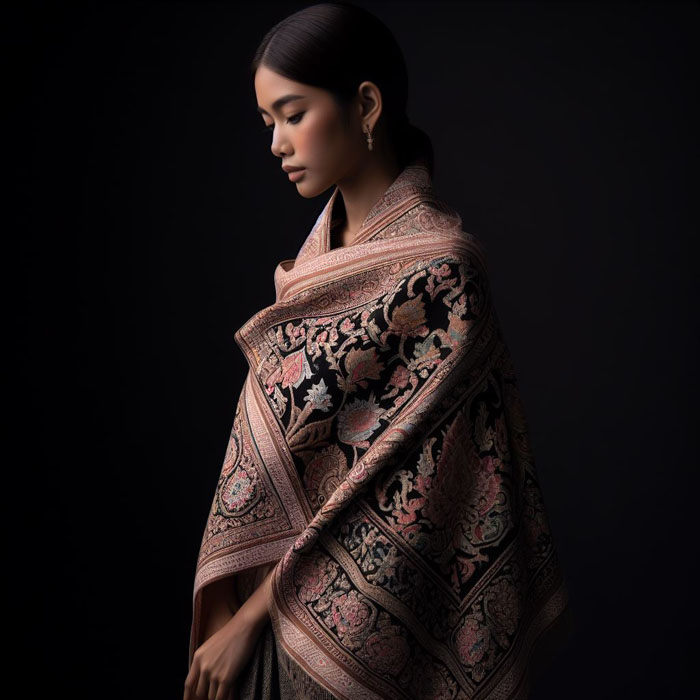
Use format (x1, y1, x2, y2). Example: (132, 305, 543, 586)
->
(256, 66, 334, 103)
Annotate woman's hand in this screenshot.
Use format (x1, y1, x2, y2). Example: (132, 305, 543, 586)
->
(184, 564, 276, 700)
(184, 609, 264, 700)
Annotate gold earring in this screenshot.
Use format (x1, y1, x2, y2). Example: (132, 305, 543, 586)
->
(364, 123, 374, 151)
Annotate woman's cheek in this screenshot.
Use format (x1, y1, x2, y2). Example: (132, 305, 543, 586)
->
(303, 116, 339, 164)
(295, 128, 314, 161)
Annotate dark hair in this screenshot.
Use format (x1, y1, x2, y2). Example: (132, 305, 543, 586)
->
(250, 1, 434, 177)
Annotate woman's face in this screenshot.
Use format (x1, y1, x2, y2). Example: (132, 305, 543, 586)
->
(254, 65, 365, 197)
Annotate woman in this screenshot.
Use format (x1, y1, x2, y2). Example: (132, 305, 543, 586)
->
(184, 3, 574, 699)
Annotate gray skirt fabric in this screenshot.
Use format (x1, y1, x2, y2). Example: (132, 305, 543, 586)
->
(235, 619, 339, 700)
(229, 562, 339, 699)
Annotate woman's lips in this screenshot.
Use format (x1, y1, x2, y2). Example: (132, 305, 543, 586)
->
(288, 168, 306, 182)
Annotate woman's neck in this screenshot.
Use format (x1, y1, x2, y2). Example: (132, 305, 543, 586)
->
(332, 154, 401, 248)
(329, 217, 353, 249)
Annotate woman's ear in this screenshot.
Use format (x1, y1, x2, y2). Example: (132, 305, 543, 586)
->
(356, 80, 383, 131)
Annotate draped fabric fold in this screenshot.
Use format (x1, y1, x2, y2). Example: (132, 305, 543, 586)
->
(188, 158, 573, 699)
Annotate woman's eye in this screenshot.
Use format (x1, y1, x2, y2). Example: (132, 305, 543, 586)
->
(261, 112, 305, 133)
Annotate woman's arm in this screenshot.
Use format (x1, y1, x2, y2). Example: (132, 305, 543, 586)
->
(199, 575, 242, 643)
(199, 561, 277, 645)
(234, 562, 276, 634)
(185, 562, 279, 700)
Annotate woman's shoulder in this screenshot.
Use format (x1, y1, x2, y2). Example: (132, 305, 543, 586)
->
(408, 198, 489, 267)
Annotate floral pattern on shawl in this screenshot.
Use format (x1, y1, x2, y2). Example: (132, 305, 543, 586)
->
(260, 256, 482, 517)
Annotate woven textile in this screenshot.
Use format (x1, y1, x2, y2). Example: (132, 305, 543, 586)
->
(188, 156, 573, 699)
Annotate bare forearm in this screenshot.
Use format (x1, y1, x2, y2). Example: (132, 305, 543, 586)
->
(200, 575, 241, 642)
(200, 562, 277, 645)
(204, 574, 241, 616)
(235, 563, 276, 634)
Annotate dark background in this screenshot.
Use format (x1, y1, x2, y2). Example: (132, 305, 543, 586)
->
(6, 1, 698, 697)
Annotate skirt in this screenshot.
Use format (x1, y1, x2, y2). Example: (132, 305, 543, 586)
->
(235, 618, 340, 700)
(228, 561, 339, 699)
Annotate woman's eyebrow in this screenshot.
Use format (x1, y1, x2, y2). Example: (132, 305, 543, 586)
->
(256, 94, 306, 116)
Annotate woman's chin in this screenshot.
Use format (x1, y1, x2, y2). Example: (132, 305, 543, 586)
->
(294, 181, 318, 198)
(294, 176, 328, 199)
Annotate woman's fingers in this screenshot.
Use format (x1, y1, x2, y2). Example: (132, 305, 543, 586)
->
(184, 664, 236, 700)
(207, 678, 220, 700)
(195, 667, 210, 699)
(214, 678, 233, 700)
(183, 665, 199, 700)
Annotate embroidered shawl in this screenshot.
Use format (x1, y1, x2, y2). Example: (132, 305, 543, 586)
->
(188, 158, 572, 699)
